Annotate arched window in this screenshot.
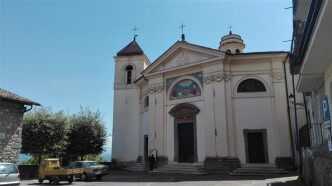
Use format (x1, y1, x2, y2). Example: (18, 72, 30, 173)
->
(236, 49, 240, 54)
(144, 96, 149, 108)
(237, 79, 266, 92)
(125, 65, 133, 84)
(226, 49, 231, 54)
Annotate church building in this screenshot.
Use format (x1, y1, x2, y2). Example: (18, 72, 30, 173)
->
(112, 31, 294, 172)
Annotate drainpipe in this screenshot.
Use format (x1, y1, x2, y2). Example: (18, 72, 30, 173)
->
(290, 33, 302, 179)
(283, 54, 295, 162)
(24, 105, 33, 113)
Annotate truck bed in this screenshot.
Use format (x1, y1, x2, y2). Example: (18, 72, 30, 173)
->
(43, 168, 83, 176)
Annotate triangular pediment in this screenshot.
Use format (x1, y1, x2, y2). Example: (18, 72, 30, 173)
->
(142, 41, 225, 75)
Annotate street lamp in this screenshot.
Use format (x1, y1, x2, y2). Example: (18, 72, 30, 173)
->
(289, 93, 305, 107)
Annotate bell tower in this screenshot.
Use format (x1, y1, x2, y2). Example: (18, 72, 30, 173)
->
(112, 37, 151, 162)
(218, 31, 246, 54)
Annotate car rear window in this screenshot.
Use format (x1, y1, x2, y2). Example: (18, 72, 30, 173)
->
(85, 162, 100, 166)
(0, 164, 18, 174)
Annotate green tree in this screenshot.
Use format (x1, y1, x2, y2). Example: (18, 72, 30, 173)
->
(67, 107, 107, 161)
(83, 154, 107, 162)
(21, 107, 69, 164)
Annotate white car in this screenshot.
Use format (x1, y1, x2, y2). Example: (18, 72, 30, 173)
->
(0, 163, 20, 185)
(68, 161, 109, 181)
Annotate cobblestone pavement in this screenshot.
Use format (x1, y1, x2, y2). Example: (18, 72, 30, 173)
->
(21, 170, 305, 186)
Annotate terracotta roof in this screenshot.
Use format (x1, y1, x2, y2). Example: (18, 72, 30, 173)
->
(228, 51, 288, 55)
(117, 39, 144, 56)
(0, 88, 41, 106)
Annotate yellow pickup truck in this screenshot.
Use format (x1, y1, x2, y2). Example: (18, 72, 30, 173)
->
(38, 158, 83, 185)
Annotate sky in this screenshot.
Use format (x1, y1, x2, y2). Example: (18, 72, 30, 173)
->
(0, 0, 293, 161)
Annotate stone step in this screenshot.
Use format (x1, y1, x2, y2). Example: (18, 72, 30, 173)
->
(241, 164, 276, 168)
(124, 163, 147, 172)
(236, 167, 286, 171)
(229, 172, 288, 176)
(152, 169, 207, 175)
(233, 170, 288, 174)
(229, 165, 288, 176)
(160, 166, 205, 170)
(151, 163, 207, 175)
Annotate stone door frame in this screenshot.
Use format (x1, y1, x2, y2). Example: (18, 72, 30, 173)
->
(169, 103, 200, 163)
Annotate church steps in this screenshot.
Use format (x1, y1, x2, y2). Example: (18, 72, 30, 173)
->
(229, 165, 288, 176)
(124, 162, 147, 172)
(152, 163, 207, 175)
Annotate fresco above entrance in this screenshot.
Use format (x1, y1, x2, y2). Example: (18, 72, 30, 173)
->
(170, 79, 201, 100)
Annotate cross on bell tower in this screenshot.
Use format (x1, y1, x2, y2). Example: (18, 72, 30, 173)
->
(132, 26, 138, 41)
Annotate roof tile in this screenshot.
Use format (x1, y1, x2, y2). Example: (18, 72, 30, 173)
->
(0, 88, 41, 106)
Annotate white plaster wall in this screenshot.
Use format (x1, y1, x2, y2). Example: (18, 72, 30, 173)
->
(202, 79, 216, 157)
(230, 58, 291, 164)
(195, 101, 206, 162)
(143, 111, 149, 135)
(234, 97, 277, 164)
(112, 88, 141, 162)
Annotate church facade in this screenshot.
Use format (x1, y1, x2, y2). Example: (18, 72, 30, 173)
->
(112, 32, 294, 171)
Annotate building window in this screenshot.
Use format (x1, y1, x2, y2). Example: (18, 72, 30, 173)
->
(236, 49, 240, 54)
(226, 49, 231, 54)
(237, 79, 266, 92)
(125, 65, 133, 84)
(144, 96, 149, 108)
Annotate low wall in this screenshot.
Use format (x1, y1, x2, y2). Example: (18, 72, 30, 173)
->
(18, 165, 39, 179)
(302, 141, 332, 186)
(204, 157, 240, 174)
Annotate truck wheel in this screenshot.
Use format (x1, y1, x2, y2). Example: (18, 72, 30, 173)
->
(52, 176, 60, 185)
(68, 175, 74, 184)
(96, 175, 102, 181)
(38, 177, 44, 184)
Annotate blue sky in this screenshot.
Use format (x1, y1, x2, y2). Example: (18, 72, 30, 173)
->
(0, 0, 292, 161)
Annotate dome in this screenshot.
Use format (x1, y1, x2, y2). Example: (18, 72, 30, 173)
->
(218, 31, 245, 54)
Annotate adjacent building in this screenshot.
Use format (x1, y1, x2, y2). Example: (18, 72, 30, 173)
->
(292, 0, 332, 185)
(0, 88, 40, 163)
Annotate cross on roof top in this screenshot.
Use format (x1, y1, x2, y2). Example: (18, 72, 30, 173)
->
(180, 23, 186, 34)
(180, 23, 186, 42)
(132, 26, 138, 40)
(228, 25, 233, 35)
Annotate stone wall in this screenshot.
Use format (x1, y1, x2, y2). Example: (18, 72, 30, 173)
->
(204, 157, 240, 174)
(0, 101, 24, 163)
(302, 141, 332, 186)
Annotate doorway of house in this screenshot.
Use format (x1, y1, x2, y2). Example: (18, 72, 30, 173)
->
(178, 123, 194, 163)
(144, 135, 148, 162)
(246, 132, 266, 163)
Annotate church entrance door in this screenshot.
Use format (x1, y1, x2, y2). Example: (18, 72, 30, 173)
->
(247, 132, 265, 163)
(169, 103, 199, 163)
(244, 129, 268, 164)
(178, 123, 194, 163)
